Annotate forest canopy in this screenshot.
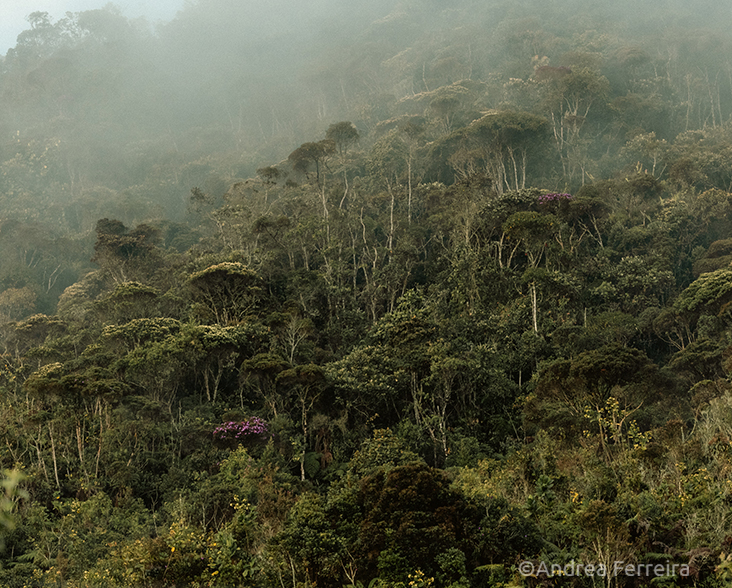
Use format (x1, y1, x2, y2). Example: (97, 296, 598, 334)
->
(1, 0, 732, 586)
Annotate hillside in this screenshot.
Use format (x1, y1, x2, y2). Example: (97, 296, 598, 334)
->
(1, 1, 732, 586)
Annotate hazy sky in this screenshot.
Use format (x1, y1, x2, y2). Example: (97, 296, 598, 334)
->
(1, 0, 185, 54)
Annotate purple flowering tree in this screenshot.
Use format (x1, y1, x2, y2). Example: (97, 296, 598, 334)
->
(538, 192, 573, 204)
(213, 417, 269, 448)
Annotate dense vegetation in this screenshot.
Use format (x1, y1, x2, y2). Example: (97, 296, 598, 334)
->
(3, 0, 732, 586)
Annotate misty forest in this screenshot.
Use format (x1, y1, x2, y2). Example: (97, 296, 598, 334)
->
(3, 0, 732, 586)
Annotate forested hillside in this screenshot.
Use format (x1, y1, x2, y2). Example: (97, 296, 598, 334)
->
(2, 1, 732, 586)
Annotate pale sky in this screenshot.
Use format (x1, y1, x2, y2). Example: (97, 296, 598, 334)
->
(1, 0, 185, 54)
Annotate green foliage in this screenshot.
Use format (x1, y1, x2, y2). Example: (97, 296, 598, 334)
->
(187, 262, 264, 325)
(326, 122, 360, 156)
(7, 2, 732, 586)
(0, 470, 27, 548)
(347, 429, 424, 479)
(355, 464, 479, 583)
(676, 268, 732, 315)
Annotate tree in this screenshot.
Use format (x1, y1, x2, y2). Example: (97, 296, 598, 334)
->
(325, 121, 360, 157)
(425, 85, 475, 134)
(91, 219, 160, 283)
(355, 464, 478, 583)
(366, 123, 426, 248)
(240, 352, 289, 417)
(9, 11, 81, 63)
(0, 287, 36, 323)
(185, 323, 268, 404)
(536, 66, 610, 185)
(95, 282, 160, 323)
(288, 140, 336, 218)
(276, 364, 326, 481)
(187, 263, 264, 326)
(457, 110, 549, 193)
(272, 311, 314, 365)
(675, 268, 732, 318)
(527, 344, 659, 451)
(503, 211, 558, 269)
(275, 492, 347, 586)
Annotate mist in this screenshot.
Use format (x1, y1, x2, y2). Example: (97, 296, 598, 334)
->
(1, 1, 729, 198)
(0, 0, 731, 305)
(5, 1, 732, 583)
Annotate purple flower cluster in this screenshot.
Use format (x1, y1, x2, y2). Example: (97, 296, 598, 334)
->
(539, 192, 573, 204)
(213, 417, 268, 441)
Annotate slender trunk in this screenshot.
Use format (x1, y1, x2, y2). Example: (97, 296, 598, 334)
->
(49, 424, 60, 489)
(299, 395, 311, 482)
(4, 438, 17, 463)
(211, 364, 223, 403)
(407, 156, 413, 224)
(77, 423, 90, 485)
(590, 215, 604, 248)
(351, 231, 358, 293)
(339, 171, 349, 209)
(521, 149, 527, 188)
(36, 436, 49, 483)
(411, 373, 421, 425)
(386, 180, 395, 253)
(505, 238, 521, 269)
(500, 156, 509, 193)
(203, 372, 211, 402)
(95, 413, 103, 480)
(508, 147, 519, 191)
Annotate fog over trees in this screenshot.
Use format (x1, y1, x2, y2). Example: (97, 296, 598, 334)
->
(2, 1, 732, 586)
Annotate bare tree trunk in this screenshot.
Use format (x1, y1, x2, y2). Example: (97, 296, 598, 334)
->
(49, 424, 60, 490)
(77, 423, 90, 486)
(387, 180, 395, 253)
(407, 156, 413, 224)
(95, 413, 103, 480)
